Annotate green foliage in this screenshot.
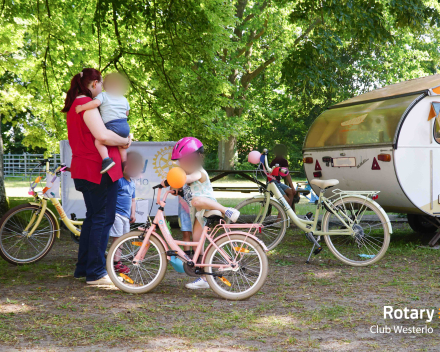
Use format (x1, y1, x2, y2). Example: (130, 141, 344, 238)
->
(0, 0, 440, 168)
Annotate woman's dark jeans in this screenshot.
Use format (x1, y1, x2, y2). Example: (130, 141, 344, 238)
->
(73, 173, 119, 281)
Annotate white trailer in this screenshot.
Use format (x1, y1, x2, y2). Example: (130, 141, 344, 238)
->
(303, 74, 440, 234)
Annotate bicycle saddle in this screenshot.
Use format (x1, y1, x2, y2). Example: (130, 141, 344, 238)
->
(310, 179, 339, 189)
(204, 210, 224, 220)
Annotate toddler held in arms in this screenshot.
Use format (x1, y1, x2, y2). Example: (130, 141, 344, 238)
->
(76, 72, 131, 174)
(164, 137, 240, 290)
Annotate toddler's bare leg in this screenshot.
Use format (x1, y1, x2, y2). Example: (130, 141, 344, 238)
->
(192, 220, 203, 254)
(191, 197, 227, 215)
(182, 231, 192, 251)
(119, 147, 127, 162)
(95, 139, 109, 160)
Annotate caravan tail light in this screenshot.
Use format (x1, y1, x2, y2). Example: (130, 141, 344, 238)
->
(313, 171, 322, 178)
(303, 157, 313, 164)
(378, 154, 391, 162)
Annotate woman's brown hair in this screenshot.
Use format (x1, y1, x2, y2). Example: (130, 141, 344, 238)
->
(61, 68, 102, 113)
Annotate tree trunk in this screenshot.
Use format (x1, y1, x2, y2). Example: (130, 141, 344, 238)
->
(218, 107, 239, 170)
(218, 135, 237, 170)
(0, 117, 9, 215)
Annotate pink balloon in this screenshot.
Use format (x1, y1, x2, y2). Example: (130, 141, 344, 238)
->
(248, 150, 261, 164)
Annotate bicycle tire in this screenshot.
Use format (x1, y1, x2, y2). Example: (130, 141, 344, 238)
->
(106, 231, 167, 294)
(231, 198, 288, 250)
(0, 204, 57, 265)
(204, 234, 268, 300)
(321, 196, 390, 266)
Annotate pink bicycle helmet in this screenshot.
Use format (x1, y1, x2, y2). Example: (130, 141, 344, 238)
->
(171, 137, 204, 160)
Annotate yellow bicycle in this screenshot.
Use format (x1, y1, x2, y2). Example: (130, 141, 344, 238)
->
(0, 159, 82, 265)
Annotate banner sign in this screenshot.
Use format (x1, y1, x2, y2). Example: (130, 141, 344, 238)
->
(60, 141, 178, 219)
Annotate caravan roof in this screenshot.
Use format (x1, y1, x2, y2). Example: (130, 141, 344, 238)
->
(334, 74, 440, 108)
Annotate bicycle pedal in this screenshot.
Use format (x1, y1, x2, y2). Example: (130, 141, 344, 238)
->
(313, 247, 322, 255)
(166, 250, 178, 256)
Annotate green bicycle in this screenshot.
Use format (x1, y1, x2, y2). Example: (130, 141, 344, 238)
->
(231, 149, 392, 266)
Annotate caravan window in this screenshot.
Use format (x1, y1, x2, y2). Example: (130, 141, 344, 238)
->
(304, 94, 420, 149)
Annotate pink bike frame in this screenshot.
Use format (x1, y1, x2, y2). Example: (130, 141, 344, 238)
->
(133, 188, 268, 270)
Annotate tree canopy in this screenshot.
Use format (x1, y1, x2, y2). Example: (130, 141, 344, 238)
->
(1, 0, 440, 169)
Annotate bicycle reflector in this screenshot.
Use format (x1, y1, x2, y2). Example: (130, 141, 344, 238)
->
(119, 273, 134, 284)
(219, 277, 232, 287)
(313, 171, 322, 177)
(303, 157, 313, 164)
(372, 194, 379, 200)
(377, 154, 391, 162)
(234, 246, 250, 253)
(131, 242, 143, 246)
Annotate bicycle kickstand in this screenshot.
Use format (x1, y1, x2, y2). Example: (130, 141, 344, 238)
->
(306, 244, 315, 264)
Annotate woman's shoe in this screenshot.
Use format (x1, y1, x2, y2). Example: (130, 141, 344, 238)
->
(185, 278, 210, 289)
(86, 275, 114, 285)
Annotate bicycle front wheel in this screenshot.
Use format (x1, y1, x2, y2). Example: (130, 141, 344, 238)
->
(231, 198, 288, 250)
(106, 231, 167, 294)
(0, 204, 57, 265)
(321, 197, 390, 266)
(204, 234, 268, 300)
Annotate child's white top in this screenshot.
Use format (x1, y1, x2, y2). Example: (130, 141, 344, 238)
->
(95, 92, 130, 124)
(188, 168, 216, 201)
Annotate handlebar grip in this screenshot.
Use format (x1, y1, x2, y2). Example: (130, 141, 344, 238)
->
(152, 184, 163, 190)
(39, 159, 49, 165)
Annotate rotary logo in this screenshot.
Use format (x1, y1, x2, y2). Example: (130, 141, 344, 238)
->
(152, 146, 174, 178)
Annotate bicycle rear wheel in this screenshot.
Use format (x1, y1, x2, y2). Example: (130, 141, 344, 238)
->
(231, 198, 287, 250)
(321, 197, 390, 266)
(0, 204, 57, 265)
(106, 231, 167, 293)
(204, 234, 268, 300)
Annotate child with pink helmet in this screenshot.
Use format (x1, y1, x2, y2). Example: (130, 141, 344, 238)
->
(166, 137, 240, 289)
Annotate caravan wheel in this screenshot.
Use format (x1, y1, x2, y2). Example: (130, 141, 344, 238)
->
(407, 214, 438, 235)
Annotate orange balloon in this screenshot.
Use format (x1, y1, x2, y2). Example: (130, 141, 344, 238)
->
(167, 167, 187, 189)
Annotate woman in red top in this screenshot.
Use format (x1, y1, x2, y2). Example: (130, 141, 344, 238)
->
(62, 68, 131, 285)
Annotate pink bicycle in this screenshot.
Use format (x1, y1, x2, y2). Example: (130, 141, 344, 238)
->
(106, 183, 269, 300)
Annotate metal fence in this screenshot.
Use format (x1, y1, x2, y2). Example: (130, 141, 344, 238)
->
(3, 153, 61, 178)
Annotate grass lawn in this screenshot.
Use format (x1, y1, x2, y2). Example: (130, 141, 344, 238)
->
(2, 177, 436, 351)
(1, 222, 439, 351)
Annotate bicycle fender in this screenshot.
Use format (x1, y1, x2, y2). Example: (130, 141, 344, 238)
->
(201, 231, 269, 264)
(335, 195, 393, 234)
(29, 202, 61, 239)
(247, 195, 290, 227)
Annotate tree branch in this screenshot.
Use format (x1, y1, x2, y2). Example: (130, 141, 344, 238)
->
(293, 17, 322, 46)
(236, 19, 267, 58)
(112, 1, 122, 48)
(241, 56, 275, 88)
(45, 0, 51, 18)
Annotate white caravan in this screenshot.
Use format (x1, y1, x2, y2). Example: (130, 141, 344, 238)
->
(303, 74, 440, 234)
